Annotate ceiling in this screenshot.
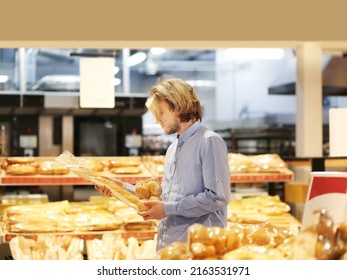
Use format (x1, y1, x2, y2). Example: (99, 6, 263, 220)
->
(2, 44, 347, 116)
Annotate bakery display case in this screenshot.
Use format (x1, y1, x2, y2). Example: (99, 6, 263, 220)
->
(0, 156, 154, 188)
(0, 198, 158, 260)
(0, 152, 301, 260)
(1, 154, 294, 194)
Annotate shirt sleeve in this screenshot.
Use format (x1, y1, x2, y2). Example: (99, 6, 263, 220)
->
(164, 136, 230, 218)
(123, 182, 136, 194)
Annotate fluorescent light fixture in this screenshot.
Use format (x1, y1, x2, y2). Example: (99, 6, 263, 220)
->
(127, 52, 147, 67)
(113, 78, 121, 86)
(224, 48, 285, 60)
(0, 75, 9, 83)
(150, 48, 166, 55)
(186, 80, 216, 87)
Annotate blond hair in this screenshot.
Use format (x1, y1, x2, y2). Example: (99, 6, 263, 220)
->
(145, 77, 203, 123)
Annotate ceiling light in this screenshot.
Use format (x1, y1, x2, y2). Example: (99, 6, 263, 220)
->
(113, 78, 121, 86)
(146, 58, 158, 75)
(127, 52, 147, 67)
(224, 48, 285, 60)
(0, 75, 9, 83)
(114, 66, 120, 75)
(150, 48, 166, 55)
(186, 80, 216, 87)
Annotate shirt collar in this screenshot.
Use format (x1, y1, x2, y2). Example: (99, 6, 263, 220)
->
(177, 121, 201, 142)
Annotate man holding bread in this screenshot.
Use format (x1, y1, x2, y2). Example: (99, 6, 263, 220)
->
(96, 76, 230, 251)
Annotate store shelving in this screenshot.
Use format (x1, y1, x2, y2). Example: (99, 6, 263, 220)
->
(1, 170, 294, 186)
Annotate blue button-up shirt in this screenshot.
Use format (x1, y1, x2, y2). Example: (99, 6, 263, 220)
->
(157, 121, 230, 251)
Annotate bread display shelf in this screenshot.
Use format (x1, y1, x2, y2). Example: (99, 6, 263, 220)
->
(230, 171, 293, 183)
(1, 171, 293, 185)
(154, 171, 293, 184)
(0, 170, 153, 186)
(1, 155, 294, 186)
(2, 229, 157, 243)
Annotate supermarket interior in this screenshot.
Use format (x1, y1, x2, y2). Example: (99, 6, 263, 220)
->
(1, 44, 347, 260)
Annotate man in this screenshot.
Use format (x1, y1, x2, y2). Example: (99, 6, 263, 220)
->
(97, 77, 230, 251)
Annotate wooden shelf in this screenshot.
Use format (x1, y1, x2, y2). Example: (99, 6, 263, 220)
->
(1, 171, 294, 186)
(0, 170, 153, 186)
(230, 172, 293, 183)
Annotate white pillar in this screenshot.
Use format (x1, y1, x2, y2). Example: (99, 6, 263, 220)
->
(122, 48, 130, 94)
(295, 43, 323, 157)
(62, 116, 74, 153)
(215, 50, 237, 121)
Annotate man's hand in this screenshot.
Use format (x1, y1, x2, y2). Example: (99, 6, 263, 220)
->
(137, 200, 166, 220)
(94, 176, 124, 197)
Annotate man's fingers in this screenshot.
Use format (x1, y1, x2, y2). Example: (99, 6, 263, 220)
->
(142, 200, 156, 206)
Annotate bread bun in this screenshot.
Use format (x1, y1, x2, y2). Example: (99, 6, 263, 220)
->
(159, 241, 191, 260)
(189, 224, 215, 245)
(146, 179, 162, 197)
(336, 224, 347, 242)
(111, 167, 142, 174)
(225, 225, 243, 251)
(335, 223, 347, 259)
(248, 227, 272, 246)
(124, 221, 156, 231)
(190, 242, 216, 259)
(83, 159, 104, 172)
(211, 227, 228, 254)
(223, 246, 285, 260)
(135, 178, 162, 199)
(6, 164, 37, 175)
(7, 157, 35, 165)
(37, 161, 69, 175)
(135, 184, 150, 199)
(109, 159, 141, 168)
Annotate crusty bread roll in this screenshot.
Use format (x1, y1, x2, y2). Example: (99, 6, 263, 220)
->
(37, 161, 69, 175)
(124, 221, 156, 231)
(159, 241, 192, 260)
(6, 157, 35, 165)
(6, 164, 37, 175)
(146, 179, 162, 197)
(135, 184, 150, 199)
(83, 159, 104, 172)
(110, 167, 142, 174)
(189, 223, 215, 245)
(135, 177, 162, 199)
(109, 159, 141, 168)
(190, 242, 216, 259)
(211, 227, 228, 254)
(223, 246, 286, 260)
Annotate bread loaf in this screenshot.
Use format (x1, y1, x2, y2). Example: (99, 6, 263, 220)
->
(135, 177, 162, 199)
(55, 151, 148, 211)
(37, 161, 69, 175)
(6, 164, 37, 175)
(94, 176, 148, 211)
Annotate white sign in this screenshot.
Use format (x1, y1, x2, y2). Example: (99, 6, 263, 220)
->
(301, 171, 347, 229)
(329, 108, 347, 157)
(79, 57, 115, 108)
(19, 135, 37, 148)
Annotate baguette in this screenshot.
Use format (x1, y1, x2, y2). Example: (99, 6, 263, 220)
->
(95, 176, 147, 211)
(56, 151, 148, 211)
(75, 168, 148, 211)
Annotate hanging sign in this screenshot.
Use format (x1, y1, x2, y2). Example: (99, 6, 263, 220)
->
(79, 57, 115, 108)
